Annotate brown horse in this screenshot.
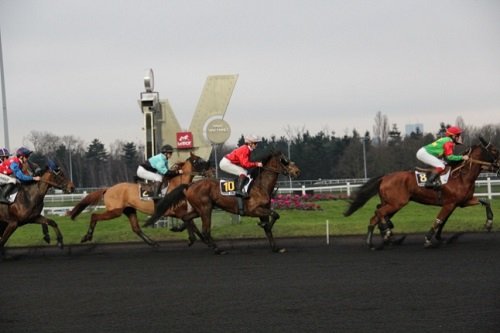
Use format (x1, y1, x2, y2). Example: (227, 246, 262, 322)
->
(143, 151, 301, 254)
(67, 152, 210, 246)
(344, 137, 500, 249)
(0, 160, 75, 254)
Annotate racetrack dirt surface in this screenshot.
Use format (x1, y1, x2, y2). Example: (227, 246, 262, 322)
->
(1, 233, 499, 333)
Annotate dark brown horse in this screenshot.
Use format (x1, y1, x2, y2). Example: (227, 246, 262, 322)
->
(67, 152, 210, 246)
(143, 151, 301, 254)
(0, 160, 75, 254)
(344, 137, 500, 249)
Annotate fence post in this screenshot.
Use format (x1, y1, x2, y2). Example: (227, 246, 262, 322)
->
(346, 182, 351, 197)
(487, 177, 492, 200)
(301, 184, 306, 196)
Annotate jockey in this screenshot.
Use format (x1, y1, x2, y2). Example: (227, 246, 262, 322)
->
(416, 126, 469, 188)
(219, 135, 263, 197)
(136, 144, 183, 198)
(0, 147, 41, 204)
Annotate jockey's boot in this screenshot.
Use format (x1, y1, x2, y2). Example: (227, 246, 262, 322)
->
(234, 175, 248, 198)
(0, 183, 15, 204)
(424, 171, 440, 189)
(151, 181, 163, 199)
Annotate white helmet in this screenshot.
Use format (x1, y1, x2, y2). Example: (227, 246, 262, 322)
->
(244, 135, 262, 144)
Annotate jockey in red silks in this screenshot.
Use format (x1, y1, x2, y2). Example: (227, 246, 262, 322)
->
(219, 135, 263, 197)
(416, 126, 469, 188)
(0, 147, 41, 204)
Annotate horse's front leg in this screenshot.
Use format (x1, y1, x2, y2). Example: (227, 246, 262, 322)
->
(425, 206, 455, 248)
(32, 216, 64, 249)
(41, 224, 50, 244)
(479, 198, 493, 231)
(258, 210, 285, 253)
(126, 210, 159, 247)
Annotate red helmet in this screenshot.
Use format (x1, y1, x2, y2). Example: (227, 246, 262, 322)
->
(446, 126, 463, 137)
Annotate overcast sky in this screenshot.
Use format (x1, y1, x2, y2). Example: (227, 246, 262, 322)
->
(1, 0, 499, 150)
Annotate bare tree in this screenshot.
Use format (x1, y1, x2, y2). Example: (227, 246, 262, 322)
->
(24, 130, 61, 154)
(372, 111, 389, 145)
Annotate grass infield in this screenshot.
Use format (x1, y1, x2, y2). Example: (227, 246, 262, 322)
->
(4, 198, 500, 247)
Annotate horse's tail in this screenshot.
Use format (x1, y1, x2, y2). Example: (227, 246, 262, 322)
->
(143, 184, 188, 227)
(67, 189, 107, 220)
(343, 176, 382, 217)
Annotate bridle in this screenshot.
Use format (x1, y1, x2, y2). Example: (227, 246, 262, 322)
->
(463, 141, 500, 174)
(261, 155, 291, 176)
(38, 168, 69, 189)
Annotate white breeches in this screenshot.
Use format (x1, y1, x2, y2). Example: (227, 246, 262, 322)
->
(137, 166, 163, 182)
(0, 173, 16, 185)
(219, 157, 247, 177)
(416, 147, 446, 171)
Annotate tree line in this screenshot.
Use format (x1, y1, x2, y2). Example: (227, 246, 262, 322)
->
(21, 114, 500, 188)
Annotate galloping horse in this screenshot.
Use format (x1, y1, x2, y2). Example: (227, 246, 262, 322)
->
(143, 151, 301, 254)
(344, 137, 500, 249)
(0, 160, 75, 254)
(67, 152, 211, 246)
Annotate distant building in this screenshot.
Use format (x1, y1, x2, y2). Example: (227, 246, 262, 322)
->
(405, 123, 424, 136)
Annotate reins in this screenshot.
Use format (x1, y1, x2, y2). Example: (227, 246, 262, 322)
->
(468, 158, 496, 168)
(262, 165, 287, 175)
(38, 176, 62, 188)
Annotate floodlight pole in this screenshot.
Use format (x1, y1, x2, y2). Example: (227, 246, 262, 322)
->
(0, 27, 10, 149)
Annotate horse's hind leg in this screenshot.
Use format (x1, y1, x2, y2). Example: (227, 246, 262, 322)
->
(0, 222, 18, 253)
(81, 209, 122, 243)
(124, 208, 159, 247)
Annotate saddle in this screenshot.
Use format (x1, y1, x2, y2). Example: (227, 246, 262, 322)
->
(218, 177, 253, 196)
(414, 167, 451, 188)
(136, 180, 163, 201)
(219, 177, 254, 216)
(0, 184, 19, 204)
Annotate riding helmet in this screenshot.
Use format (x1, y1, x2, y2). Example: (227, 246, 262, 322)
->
(446, 126, 463, 137)
(16, 147, 33, 157)
(244, 135, 262, 144)
(160, 144, 174, 154)
(0, 147, 10, 157)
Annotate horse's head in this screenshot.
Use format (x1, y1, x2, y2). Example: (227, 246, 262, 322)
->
(263, 151, 301, 178)
(44, 159, 76, 193)
(186, 152, 211, 175)
(478, 136, 500, 175)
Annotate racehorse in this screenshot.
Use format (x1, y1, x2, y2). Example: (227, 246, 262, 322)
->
(67, 152, 211, 247)
(344, 137, 500, 249)
(143, 151, 301, 254)
(0, 160, 75, 255)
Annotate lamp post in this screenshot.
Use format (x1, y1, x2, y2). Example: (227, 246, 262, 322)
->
(68, 147, 73, 182)
(362, 137, 367, 180)
(0, 28, 10, 149)
(287, 140, 292, 189)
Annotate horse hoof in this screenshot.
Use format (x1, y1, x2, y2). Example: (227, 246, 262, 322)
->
(214, 248, 227, 255)
(390, 235, 406, 246)
(257, 221, 268, 229)
(370, 245, 384, 251)
(278, 248, 287, 253)
(43, 236, 51, 244)
(424, 237, 437, 248)
(57, 242, 64, 249)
